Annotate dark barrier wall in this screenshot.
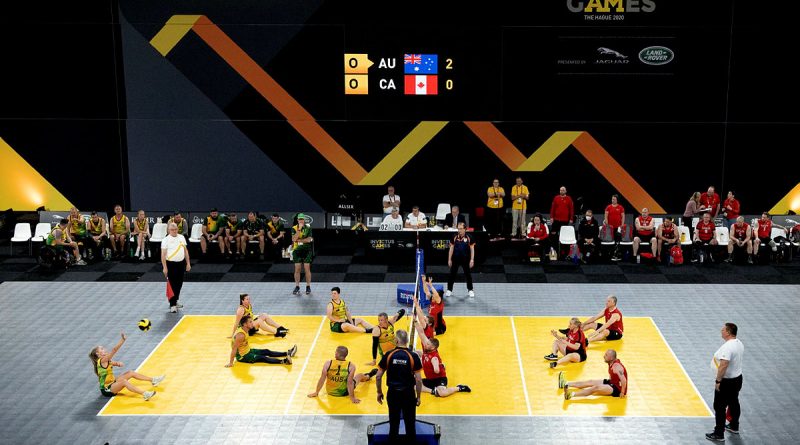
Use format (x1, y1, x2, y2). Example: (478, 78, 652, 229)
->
(2, 1, 798, 216)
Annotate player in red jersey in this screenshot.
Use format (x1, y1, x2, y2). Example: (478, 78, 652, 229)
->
(604, 194, 626, 260)
(693, 212, 718, 263)
(421, 275, 446, 335)
(656, 217, 680, 260)
(567, 295, 624, 343)
(413, 319, 470, 397)
(722, 191, 740, 227)
(753, 212, 788, 255)
(544, 317, 588, 368)
(726, 216, 753, 264)
(700, 186, 721, 217)
(632, 207, 657, 259)
(560, 349, 627, 399)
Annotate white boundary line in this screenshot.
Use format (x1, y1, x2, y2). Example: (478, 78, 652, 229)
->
(97, 314, 189, 416)
(510, 317, 532, 416)
(648, 316, 713, 416)
(283, 316, 327, 415)
(97, 412, 711, 418)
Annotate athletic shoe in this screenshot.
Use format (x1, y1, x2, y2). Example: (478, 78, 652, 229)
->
(725, 424, 739, 434)
(305, 286, 311, 295)
(284, 355, 292, 365)
(287, 344, 298, 357)
(550, 361, 557, 369)
(169, 306, 177, 313)
(747, 256, 753, 265)
(544, 353, 558, 361)
(457, 384, 471, 393)
(151, 375, 166, 387)
(396, 309, 406, 319)
(558, 328, 569, 335)
(444, 290, 452, 297)
(74, 259, 87, 266)
(134, 248, 140, 257)
(468, 290, 475, 298)
(558, 371, 566, 389)
(292, 286, 300, 295)
(143, 390, 156, 401)
(274, 330, 287, 338)
(724, 257, 733, 263)
(175, 304, 184, 309)
(705, 432, 724, 442)
(367, 368, 378, 379)
(564, 389, 572, 400)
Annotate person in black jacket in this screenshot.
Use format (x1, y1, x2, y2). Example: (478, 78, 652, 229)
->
(578, 209, 600, 263)
(443, 205, 467, 229)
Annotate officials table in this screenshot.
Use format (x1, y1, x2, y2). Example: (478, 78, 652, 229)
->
(363, 229, 487, 264)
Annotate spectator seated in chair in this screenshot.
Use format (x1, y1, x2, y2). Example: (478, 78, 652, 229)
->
(526, 214, 549, 262)
(632, 208, 657, 262)
(656, 217, 680, 263)
(726, 216, 753, 264)
(578, 209, 600, 264)
(693, 212, 718, 263)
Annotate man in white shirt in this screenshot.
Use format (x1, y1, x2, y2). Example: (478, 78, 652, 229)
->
(707, 322, 744, 442)
(382, 186, 401, 215)
(405, 206, 428, 229)
(380, 208, 404, 231)
(161, 223, 191, 313)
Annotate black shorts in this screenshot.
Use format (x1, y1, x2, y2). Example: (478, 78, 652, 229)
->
(423, 377, 448, 390)
(100, 384, 116, 397)
(758, 237, 771, 245)
(566, 347, 587, 362)
(602, 379, 621, 397)
(606, 330, 623, 341)
(636, 233, 653, 244)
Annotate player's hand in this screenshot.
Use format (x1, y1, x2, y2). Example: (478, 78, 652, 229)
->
(416, 396, 421, 407)
(447, 260, 452, 268)
(620, 393, 627, 399)
(225, 362, 233, 368)
(366, 360, 376, 366)
(351, 397, 361, 404)
(307, 392, 318, 398)
(162, 266, 168, 277)
(116, 361, 124, 367)
(121, 332, 127, 341)
(377, 393, 384, 405)
(185, 263, 191, 272)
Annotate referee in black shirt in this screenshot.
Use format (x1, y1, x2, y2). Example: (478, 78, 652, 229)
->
(376, 329, 422, 443)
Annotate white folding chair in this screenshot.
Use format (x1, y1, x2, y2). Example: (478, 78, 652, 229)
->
(715, 226, 730, 245)
(30, 223, 52, 243)
(188, 223, 203, 244)
(678, 226, 693, 246)
(150, 223, 168, 243)
(435, 203, 451, 221)
(559, 225, 577, 245)
(10, 223, 32, 255)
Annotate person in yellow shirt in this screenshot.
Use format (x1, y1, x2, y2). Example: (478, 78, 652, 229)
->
(307, 346, 378, 404)
(109, 205, 130, 259)
(510, 177, 530, 239)
(486, 179, 506, 241)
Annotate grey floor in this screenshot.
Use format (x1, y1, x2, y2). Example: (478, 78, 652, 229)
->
(0, 280, 798, 444)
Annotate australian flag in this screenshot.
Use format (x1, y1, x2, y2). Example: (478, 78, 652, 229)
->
(404, 54, 438, 74)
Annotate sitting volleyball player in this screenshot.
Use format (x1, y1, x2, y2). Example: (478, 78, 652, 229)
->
(367, 309, 407, 366)
(307, 346, 378, 404)
(225, 315, 297, 367)
(89, 332, 164, 401)
(232, 293, 288, 338)
(560, 349, 627, 400)
(326, 287, 375, 333)
(544, 317, 588, 369)
(413, 315, 471, 397)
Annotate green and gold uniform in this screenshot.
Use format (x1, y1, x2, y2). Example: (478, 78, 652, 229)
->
(233, 326, 251, 359)
(205, 215, 223, 235)
(377, 323, 396, 357)
(110, 215, 129, 235)
(240, 304, 260, 335)
(291, 224, 313, 264)
(134, 217, 148, 233)
(233, 326, 286, 364)
(329, 298, 349, 333)
(88, 218, 105, 236)
(96, 358, 116, 397)
(69, 215, 87, 237)
(227, 218, 240, 234)
(46, 226, 68, 249)
(168, 217, 186, 236)
(267, 219, 283, 237)
(325, 359, 351, 397)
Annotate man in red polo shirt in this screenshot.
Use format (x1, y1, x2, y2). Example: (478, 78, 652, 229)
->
(722, 191, 740, 228)
(549, 186, 574, 246)
(413, 321, 471, 398)
(632, 207, 657, 260)
(700, 186, 721, 217)
(693, 212, 718, 263)
(726, 216, 753, 264)
(753, 212, 789, 256)
(604, 194, 626, 260)
(564, 295, 624, 342)
(561, 349, 627, 400)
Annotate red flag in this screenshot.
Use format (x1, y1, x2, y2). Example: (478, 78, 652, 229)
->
(404, 75, 438, 95)
(166, 279, 174, 301)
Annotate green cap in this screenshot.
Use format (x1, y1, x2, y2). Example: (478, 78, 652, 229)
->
(296, 213, 306, 220)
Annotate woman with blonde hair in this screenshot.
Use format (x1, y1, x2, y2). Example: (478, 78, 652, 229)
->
(89, 332, 164, 401)
(545, 317, 588, 369)
(683, 192, 703, 238)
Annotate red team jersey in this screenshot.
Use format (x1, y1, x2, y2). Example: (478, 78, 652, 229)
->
(422, 350, 446, 379)
(566, 328, 587, 351)
(756, 220, 772, 239)
(696, 221, 716, 241)
(604, 307, 624, 334)
(605, 204, 625, 228)
(723, 198, 740, 219)
(608, 359, 628, 393)
(528, 224, 548, 239)
(732, 223, 749, 240)
(660, 224, 676, 240)
(636, 216, 654, 236)
(700, 193, 721, 216)
(550, 195, 574, 223)
(429, 298, 445, 331)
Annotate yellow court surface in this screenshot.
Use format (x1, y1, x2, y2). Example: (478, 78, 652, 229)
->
(514, 316, 711, 417)
(289, 315, 527, 416)
(100, 315, 325, 415)
(100, 315, 710, 417)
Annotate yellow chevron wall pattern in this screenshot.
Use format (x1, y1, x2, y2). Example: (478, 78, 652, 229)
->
(0, 138, 74, 210)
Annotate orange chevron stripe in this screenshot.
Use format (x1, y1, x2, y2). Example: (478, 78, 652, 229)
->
(190, 16, 367, 182)
(464, 121, 527, 169)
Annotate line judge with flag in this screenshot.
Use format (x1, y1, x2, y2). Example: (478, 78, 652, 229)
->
(161, 222, 191, 313)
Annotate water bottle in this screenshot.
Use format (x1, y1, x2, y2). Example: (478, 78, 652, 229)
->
(636, 254, 640, 264)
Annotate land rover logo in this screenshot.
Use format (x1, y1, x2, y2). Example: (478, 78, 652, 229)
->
(639, 46, 674, 65)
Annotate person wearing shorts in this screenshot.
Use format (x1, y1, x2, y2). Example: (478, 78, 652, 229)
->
(632, 207, 657, 259)
(326, 287, 374, 334)
(291, 213, 314, 295)
(561, 349, 627, 400)
(545, 317, 588, 368)
(225, 315, 296, 367)
(413, 318, 471, 398)
(232, 293, 288, 338)
(307, 346, 378, 404)
(573, 295, 624, 343)
(89, 332, 164, 401)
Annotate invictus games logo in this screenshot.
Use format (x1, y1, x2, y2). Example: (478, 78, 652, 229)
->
(594, 47, 630, 65)
(639, 46, 674, 65)
(567, 0, 656, 21)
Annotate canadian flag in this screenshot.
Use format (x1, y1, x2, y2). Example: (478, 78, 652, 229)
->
(404, 75, 438, 95)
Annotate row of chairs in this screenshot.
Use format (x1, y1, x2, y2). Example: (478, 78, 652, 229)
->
(9, 222, 169, 256)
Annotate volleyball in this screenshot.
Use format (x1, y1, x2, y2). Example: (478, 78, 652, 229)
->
(138, 318, 152, 331)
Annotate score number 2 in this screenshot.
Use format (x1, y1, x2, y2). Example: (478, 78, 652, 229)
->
(445, 58, 453, 90)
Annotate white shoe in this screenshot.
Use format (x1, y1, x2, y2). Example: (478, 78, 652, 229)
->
(134, 248, 140, 257)
(170, 306, 177, 313)
(143, 390, 156, 401)
(151, 375, 166, 387)
(444, 290, 452, 297)
(468, 290, 475, 298)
